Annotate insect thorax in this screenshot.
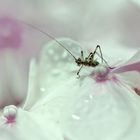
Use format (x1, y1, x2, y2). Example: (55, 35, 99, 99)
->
(75, 58, 99, 67)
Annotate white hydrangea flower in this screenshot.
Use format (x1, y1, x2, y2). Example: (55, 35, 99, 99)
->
(37, 39, 140, 140)
(1, 38, 140, 140)
(25, 38, 140, 140)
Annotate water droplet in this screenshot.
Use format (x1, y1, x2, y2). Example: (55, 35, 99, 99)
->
(89, 94, 93, 99)
(48, 49, 54, 55)
(72, 114, 80, 120)
(62, 51, 68, 58)
(84, 99, 89, 103)
(40, 87, 46, 92)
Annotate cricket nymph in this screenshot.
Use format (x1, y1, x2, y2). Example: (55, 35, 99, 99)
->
(20, 21, 110, 77)
(75, 45, 103, 77)
(75, 54, 99, 67)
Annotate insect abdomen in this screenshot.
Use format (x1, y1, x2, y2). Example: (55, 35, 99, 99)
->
(82, 61, 99, 67)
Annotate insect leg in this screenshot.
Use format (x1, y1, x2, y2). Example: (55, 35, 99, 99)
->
(92, 45, 103, 63)
(95, 45, 113, 68)
(97, 45, 103, 63)
(85, 52, 93, 62)
(77, 65, 84, 78)
(81, 51, 84, 61)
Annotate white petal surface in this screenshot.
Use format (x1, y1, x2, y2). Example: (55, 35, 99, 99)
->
(0, 108, 63, 140)
(22, 38, 140, 140)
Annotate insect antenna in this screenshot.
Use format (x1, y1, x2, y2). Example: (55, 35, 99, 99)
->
(18, 20, 77, 60)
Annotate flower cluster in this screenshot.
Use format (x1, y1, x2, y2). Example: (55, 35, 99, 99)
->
(0, 38, 140, 140)
(0, 0, 140, 139)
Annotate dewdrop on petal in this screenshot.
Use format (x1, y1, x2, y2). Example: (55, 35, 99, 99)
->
(3, 105, 17, 124)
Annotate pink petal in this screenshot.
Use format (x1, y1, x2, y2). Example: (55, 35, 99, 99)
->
(0, 16, 23, 49)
